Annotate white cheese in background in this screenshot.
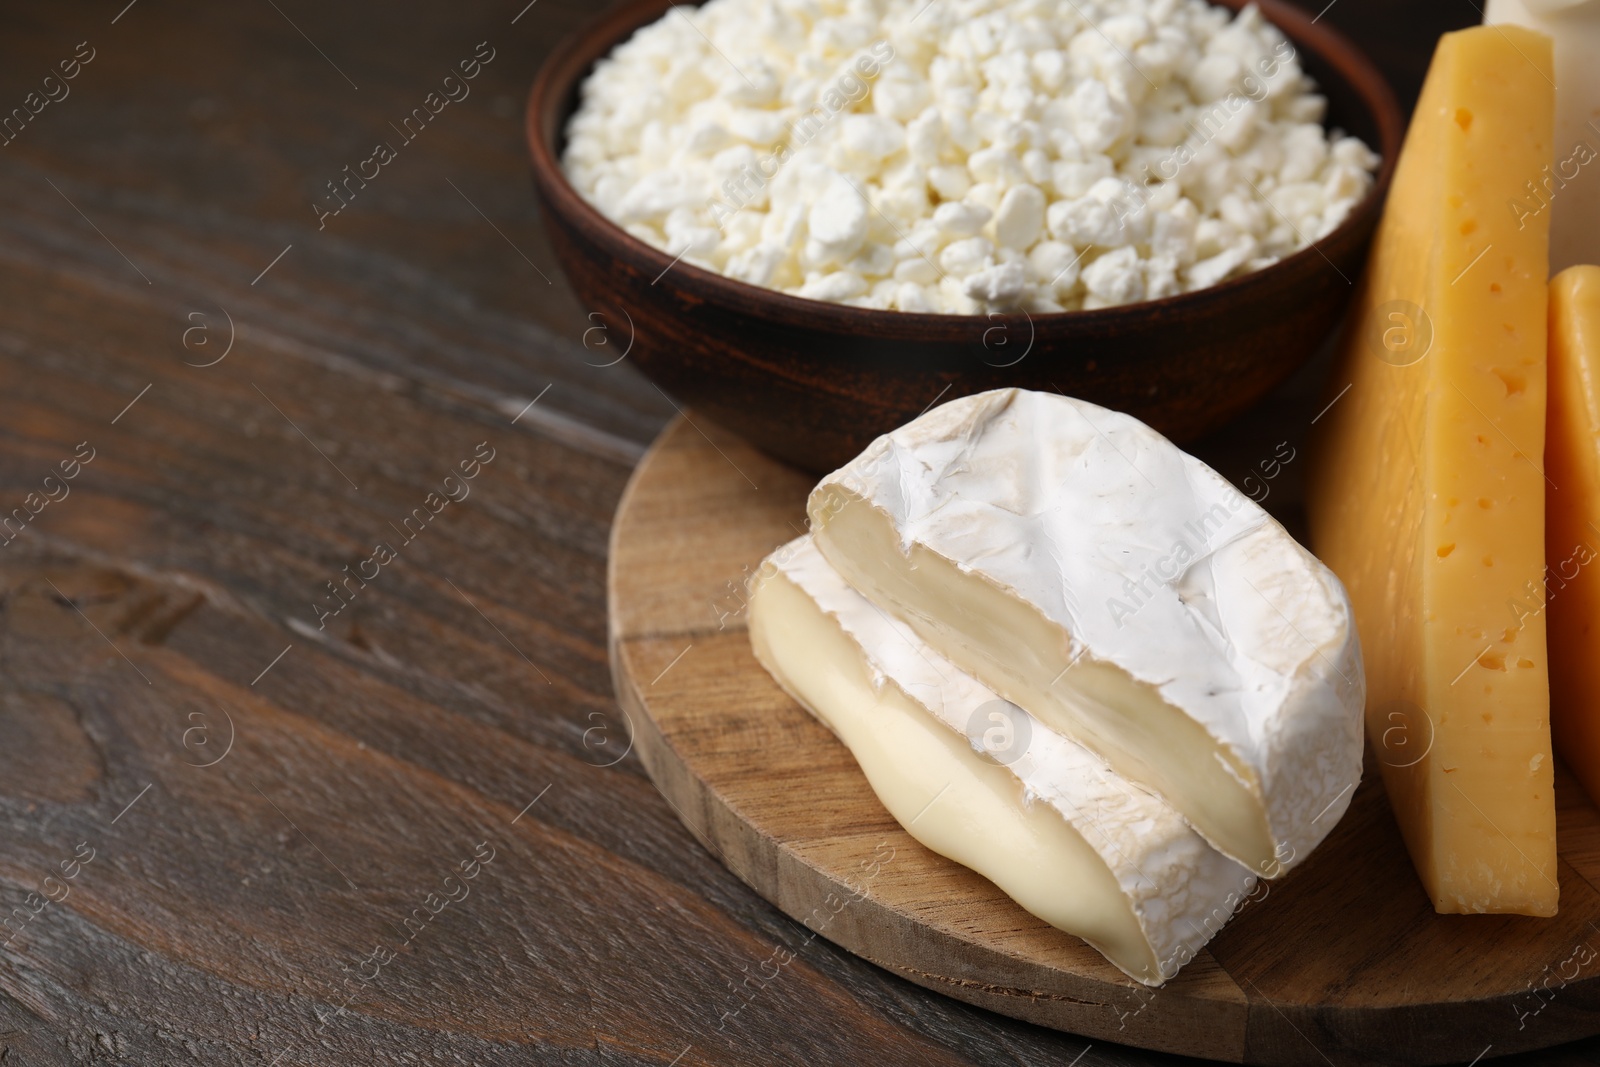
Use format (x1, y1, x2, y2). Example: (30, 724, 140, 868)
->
(749, 535, 1257, 985)
(1486, 0, 1600, 272)
(808, 388, 1364, 877)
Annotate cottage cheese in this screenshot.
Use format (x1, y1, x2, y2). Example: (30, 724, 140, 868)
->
(562, 0, 1379, 313)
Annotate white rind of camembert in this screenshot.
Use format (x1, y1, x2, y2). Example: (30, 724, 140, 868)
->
(808, 388, 1365, 877)
(749, 535, 1259, 985)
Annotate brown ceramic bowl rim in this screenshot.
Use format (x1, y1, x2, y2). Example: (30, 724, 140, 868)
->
(526, 0, 1404, 332)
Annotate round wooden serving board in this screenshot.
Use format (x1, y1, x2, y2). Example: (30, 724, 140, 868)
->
(608, 415, 1600, 1066)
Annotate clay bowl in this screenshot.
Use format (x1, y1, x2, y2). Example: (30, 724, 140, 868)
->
(527, 0, 1403, 474)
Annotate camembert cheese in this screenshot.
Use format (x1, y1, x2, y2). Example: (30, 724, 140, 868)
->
(808, 388, 1365, 878)
(1307, 26, 1558, 915)
(748, 535, 1258, 984)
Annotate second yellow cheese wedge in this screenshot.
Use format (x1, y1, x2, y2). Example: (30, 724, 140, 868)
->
(1545, 266, 1600, 807)
(1308, 26, 1558, 916)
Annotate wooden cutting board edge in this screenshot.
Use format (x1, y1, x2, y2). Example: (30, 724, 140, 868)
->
(607, 414, 1600, 1066)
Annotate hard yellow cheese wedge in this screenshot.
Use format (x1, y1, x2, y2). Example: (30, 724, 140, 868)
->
(1308, 26, 1558, 916)
(1545, 266, 1600, 806)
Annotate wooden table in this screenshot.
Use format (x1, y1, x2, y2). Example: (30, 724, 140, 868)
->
(0, 1, 1573, 1064)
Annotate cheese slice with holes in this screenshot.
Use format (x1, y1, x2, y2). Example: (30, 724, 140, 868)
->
(1545, 266, 1600, 807)
(1307, 26, 1557, 915)
(807, 387, 1364, 878)
(748, 535, 1257, 985)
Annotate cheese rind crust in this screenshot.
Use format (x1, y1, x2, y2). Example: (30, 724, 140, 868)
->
(810, 387, 1365, 876)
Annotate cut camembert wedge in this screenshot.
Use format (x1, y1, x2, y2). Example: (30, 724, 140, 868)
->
(749, 535, 1258, 985)
(1307, 26, 1558, 916)
(808, 388, 1364, 878)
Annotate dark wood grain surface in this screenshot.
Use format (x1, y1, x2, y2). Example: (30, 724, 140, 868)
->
(1, 2, 1575, 1065)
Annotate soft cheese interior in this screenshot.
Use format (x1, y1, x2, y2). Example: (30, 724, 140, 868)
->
(749, 535, 1258, 985)
(809, 389, 1365, 876)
